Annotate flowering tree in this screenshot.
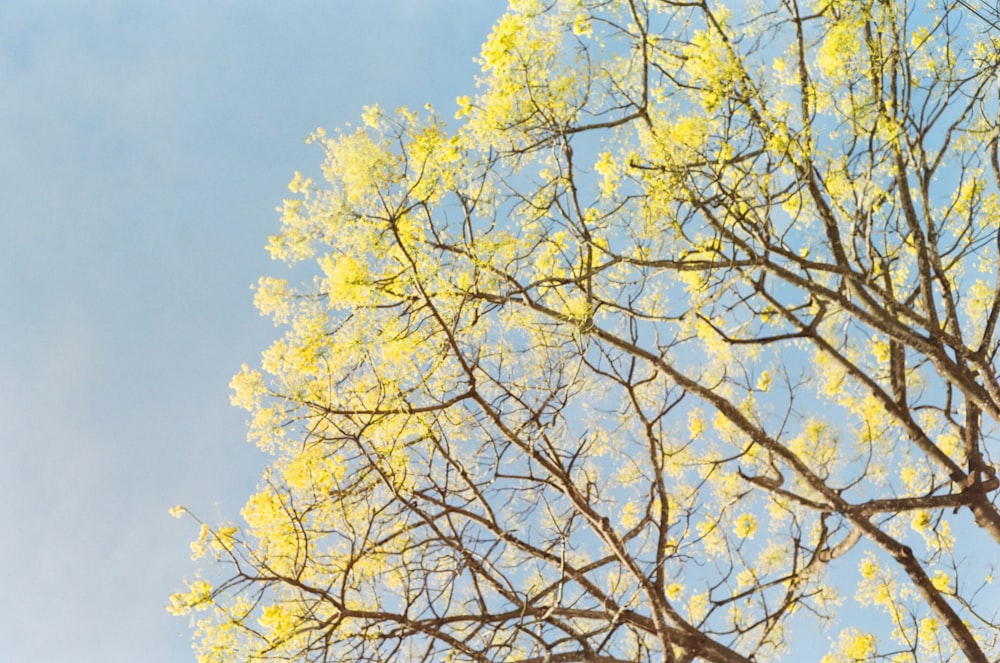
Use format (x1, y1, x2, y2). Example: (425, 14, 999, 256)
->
(171, 1, 1000, 660)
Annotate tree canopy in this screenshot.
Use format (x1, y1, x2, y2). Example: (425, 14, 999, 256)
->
(171, 0, 1000, 660)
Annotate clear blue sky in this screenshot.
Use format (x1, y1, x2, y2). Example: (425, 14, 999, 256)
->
(0, 3, 503, 661)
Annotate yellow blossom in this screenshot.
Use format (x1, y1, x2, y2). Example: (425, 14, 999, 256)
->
(734, 513, 758, 539)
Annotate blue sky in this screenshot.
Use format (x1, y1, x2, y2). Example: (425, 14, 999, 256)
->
(0, 3, 503, 661)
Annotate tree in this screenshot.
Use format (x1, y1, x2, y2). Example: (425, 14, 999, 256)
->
(170, 0, 1000, 660)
